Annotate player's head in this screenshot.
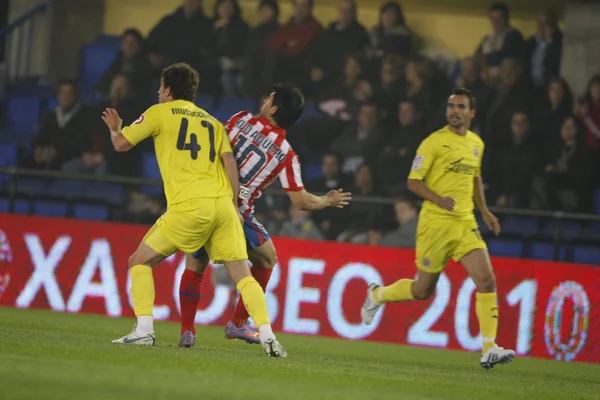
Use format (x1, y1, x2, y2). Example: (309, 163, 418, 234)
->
(446, 87, 476, 129)
(159, 63, 200, 103)
(260, 82, 304, 129)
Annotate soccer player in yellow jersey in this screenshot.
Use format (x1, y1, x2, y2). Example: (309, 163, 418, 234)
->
(361, 88, 516, 368)
(102, 63, 286, 357)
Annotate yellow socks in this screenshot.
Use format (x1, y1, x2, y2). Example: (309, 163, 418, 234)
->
(476, 292, 499, 353)
(374, 279, 415, 304)
(237, 276, 270, 327)
(130, 265, 155, 317)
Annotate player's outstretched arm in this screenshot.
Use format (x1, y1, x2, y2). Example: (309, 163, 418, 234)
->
(407, 179, 455, 211)
(474, 176, 500, 235)
(102, 108, 133, 152)
(288, 189, 352, 211)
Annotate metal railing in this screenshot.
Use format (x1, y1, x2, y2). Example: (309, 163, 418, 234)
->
(1, 166, 599, 261)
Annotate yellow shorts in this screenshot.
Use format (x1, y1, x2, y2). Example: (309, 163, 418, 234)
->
(143, 196, 247, 263)
(415, 218, 487, 273)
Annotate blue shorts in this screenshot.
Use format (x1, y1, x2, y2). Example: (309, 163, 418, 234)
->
(192, 216, 270, 259)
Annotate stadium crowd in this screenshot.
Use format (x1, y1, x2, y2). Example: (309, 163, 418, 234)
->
(22, 0, 600, 246)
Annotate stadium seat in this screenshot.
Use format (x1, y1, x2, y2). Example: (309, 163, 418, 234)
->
(195, 95, 216, 112)
(0, 199, 8, 213)
(14, 199, 31, 214)
(586, 223, 600, 241)
(93, 34, 121, 49)
(141, 153, 162, 195)
(488, 239, 524, 258)
(0, 143, 17, 166)
(541, 221, 583, 241)
(73, 204, 109, 221)
(84, 182, 125, 205)
(80, 45, 118, 87)
(6, 95, 42, 134)
(47, 180, 86, 200)
(572, 246, 600, 265)
(530, 242, 555, 261)
(501, 217, 539, 237)
(42, 97, 59, 115)
(16, 178, 48, 197)
(33, 201, 68, 217)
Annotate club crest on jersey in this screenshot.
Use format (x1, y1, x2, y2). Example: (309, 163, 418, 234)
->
(473, 147, 480, 157)
(422, 257, 431, 268)
(134, 114, 145, 124)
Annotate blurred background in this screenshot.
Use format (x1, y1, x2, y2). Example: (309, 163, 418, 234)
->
(1, 0, 600, 264)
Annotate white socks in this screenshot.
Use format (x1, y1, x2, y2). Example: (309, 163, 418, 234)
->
(136, 315, 154, 335)
(258, 324, 276, 343)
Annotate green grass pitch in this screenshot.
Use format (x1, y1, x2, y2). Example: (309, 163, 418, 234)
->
(0, 307, 598, 400)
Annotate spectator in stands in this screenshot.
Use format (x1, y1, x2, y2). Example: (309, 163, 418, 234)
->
(370, 1, 412, 58)
(380, 197, 418, 248)
(242, 0, 280, 99)
(263, 0, 322, 91)
(486, 58, 533, 148)
(492, 111, 538, 208)
(533, 116, 592, 212)
(146, 0, 213, 90)
(376, 100, 425, 196)
(575, 75, 600, 180)
(308, 152, 353, 239)
(374, 54, 404, 125)
(454, 57, 495, 134)
(310, 0, 370, 94)
(278, 203, 324, 240)
(89, 74, 145, 177)
(211, 0, 249, 97)
(533, 77, 573, 161)
(525, 10, 562, 94)
(331, 102, 383, 174)
(31, 81, 92, 171)
(97, 29, 152, 98)
(402, 57, 434, 118)
(476, 2, 525, 85)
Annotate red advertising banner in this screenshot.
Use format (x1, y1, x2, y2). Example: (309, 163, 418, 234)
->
(0, 213, 598, 363)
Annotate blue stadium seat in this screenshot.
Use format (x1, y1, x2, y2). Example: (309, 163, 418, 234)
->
(530, 242, 555, 261)
(84, 182, 125, 205)
(16, 178, 48, 197)
(0, 199, 8, 213)
(141, 153, 162, 195)
(6, 95, 41, 134)
(541, 221, 583, 241)
(219, 98, 256, 115)
(80, 45, 118, 87)
(488, 239, 524, 258)
(0, 143, 17, 166)
(73, 204, 109, 221)
(33, 201, 68, 217)
(47, 180, 86, 200)
(195, 95, 215, 112)
(42, 97, 59, 115)
(586, 223, 600, 241)
(573, 246, 600, 265)
(93, 34, 121, 49)
(501, 217, 539, 237)
(15, 199, 30, 214)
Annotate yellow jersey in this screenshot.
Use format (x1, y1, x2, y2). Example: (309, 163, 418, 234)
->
(408, 125, 484, 220)
(122, 100, 233, 207)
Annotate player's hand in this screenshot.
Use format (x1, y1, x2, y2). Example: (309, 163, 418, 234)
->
(102, 108, 123, 133)
(436, 196, 456, 211)
(326, 189, 352, 208)
(482, 210, 501, 236)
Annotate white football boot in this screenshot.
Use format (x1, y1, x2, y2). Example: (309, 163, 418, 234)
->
(480, 346, 516, 369)
(361, 283, 383, 325)
(112, 324, 155, 346)
(262, 338, 287, 358)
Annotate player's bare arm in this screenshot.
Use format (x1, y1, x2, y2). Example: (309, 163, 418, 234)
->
(221, 151, 243, 224)
(407, 179, 455, 211)
(473, 176, 500, 236)
(288, 189, 352, 211)
(102, 108, 133, 152)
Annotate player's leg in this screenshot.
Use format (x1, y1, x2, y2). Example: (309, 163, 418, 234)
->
(455, 221, 515, 368)
(361, 218, 448, 325)
(178, 252, 210, 347)
(113, 222, 176, 345)
(206, 198, 285, 357)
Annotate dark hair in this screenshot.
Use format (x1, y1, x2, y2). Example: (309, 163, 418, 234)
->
(490, 2, 510, 21)
(395, 196, 417, 210)
(161, 63, 200, 102)
(585, 74, 600, 103)
(323, 151, 344, 166)
(540, 10, 559, 29)
(58, 80, 77, 92)
(547, 77, 573, 112)
(122, 28, 145, 49)
(213, 0, 243, 21)
(259, 0, 279, 19)
(379, 1, 406, 26)
(451, 87, 477, 110)
(271, 82, 304, 129)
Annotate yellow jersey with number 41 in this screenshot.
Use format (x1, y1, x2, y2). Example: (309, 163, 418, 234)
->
(122, 100, 233, 207)
(408, 125, 484, 220)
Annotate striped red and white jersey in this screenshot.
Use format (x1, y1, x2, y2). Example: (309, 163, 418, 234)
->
(225, 111, 304, 217)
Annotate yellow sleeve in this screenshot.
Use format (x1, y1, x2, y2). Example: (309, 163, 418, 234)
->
(121, 105, 161, 146)
(219, 122, 233, 154)
(408, 136, 437, 181)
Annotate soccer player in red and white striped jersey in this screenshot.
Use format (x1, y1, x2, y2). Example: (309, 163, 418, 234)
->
(178, 83, 352, 347)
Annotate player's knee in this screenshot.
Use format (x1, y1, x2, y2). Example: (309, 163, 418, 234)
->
(476, 273, 496, 293)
